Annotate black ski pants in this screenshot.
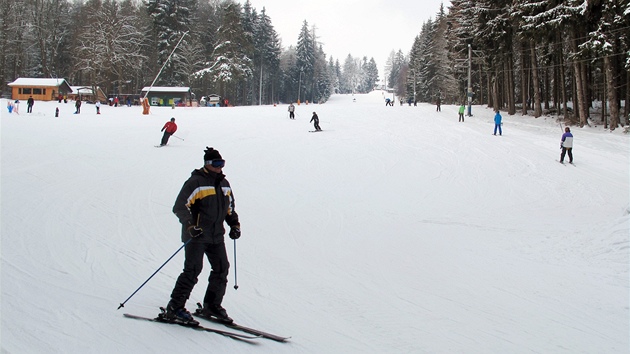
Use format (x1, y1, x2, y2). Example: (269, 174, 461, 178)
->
(169, 241, 229, 309)
(560, 147, 573, 163)
(160, 132, 172, 146)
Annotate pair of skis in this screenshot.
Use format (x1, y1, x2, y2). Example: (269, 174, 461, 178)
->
(557, 160, 576, 166)
(123, 305, 289, 343)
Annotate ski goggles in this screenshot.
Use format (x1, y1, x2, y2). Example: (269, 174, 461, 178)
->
(205, 159, 225, 168)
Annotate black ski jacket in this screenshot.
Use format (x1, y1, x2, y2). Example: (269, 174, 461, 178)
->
(172, 167, 239, 244)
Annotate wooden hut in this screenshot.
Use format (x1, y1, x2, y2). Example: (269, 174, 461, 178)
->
(8, 78, 72, 101)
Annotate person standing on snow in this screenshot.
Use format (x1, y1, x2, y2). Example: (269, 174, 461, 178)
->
(493, 110, 502, 136)
(74, 99, 82, 114)
(458, 104, 465, 122)
(436, 96, 441, 112)
(95, 101, 101, 114)
(310, 112, 322, 131)
(559, 127, 574, 164)
(164, 147, 241, 325)
(160, 118, 177, 146)
(27, 96, 34, 113)
(288, 103, 295, 119)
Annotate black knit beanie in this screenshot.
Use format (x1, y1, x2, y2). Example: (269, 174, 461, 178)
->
(204, 147, 222, 163)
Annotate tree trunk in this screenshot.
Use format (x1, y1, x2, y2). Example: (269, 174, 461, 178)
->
(570, 33, 588, 126)
(478, 61, 484, 106)
(625, 69, 630, 125)
(585, 62, 593, 114)
(603, 78, 607, 129)
(530, 42, 541, 118)
(543, 63, 550, 110)
(491, 70, 499, 110)
(604, 55, 619, 130)
(487, 71, 493, 109)
(560, 52, 568, 119)
(507, 59, 516, 115)
(521, 41, 528, 115)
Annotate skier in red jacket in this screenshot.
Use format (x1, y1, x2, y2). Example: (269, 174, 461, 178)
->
(160, 118, 178, 146)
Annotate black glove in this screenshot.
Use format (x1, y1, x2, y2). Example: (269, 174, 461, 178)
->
(187, 225, 203, 238)
(229, 226, 241, 240)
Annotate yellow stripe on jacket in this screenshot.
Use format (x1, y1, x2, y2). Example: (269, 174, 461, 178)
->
(185, 186, 217, 207)
(185, 186, 234, 212)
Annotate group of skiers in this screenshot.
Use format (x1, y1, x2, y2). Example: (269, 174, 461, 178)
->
(381, 97, 575, 162)
(286, 103, 322, 131)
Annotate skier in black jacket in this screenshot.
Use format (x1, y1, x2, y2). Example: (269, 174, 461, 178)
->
(310, 112, 322, 131)
(165, 147, 241, 325)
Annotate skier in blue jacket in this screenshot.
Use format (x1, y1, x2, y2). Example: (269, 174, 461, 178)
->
(560, 127, 574, 163)
(493, 111, 502, 136)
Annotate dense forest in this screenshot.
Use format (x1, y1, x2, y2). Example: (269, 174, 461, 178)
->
(391, 0, 630, 129)
(1, 0, 628, 129)
(0, 0, 378, 105)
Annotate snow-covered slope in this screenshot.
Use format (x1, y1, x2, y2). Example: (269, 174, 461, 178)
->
(1, 92, 628, 353)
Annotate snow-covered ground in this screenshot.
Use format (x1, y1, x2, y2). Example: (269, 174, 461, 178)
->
(2, 91, 628, 353)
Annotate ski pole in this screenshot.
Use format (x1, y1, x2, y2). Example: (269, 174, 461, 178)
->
(171, 135, 184, 141)
(233, 239, 239, 290)
(117, 238, 192, 309)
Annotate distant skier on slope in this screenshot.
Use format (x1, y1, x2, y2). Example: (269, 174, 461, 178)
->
(288, 103, 295, 119)
(493, 110, 502, 136)
(74, 99, 82, 114)
(559, 126, 574, 164)
(310, 112, 322, 131)
(160, 118, 177, 146)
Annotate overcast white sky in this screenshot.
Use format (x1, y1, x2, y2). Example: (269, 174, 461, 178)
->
(240, 0, 451, 80)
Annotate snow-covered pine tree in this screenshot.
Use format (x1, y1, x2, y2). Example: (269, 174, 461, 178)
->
(240, 0, 257, 104)
(340, 54, 358, 94)
(328, 57, 341, 94)
(193, 1, 252, 103)
(253, 7, 281, 105)
(295, 20, 315, 101)
(147, 0, 195, 86)
(313, 44, 332, 102)
(279, 44, 297, 102)
(445, 0, 480, 104)
(389, 49, 407, 98)
(474, 0, 515, 113)
(581, 1, 625, 129)
(432, 4, 458, 104)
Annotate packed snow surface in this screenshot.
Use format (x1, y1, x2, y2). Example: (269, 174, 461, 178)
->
(2, 91, 628, 353)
